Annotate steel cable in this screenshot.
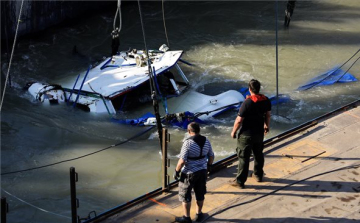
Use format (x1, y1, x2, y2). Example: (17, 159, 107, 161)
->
(162, 0, 170, 48)
(1, 189, 71, 219)
(303, 48, 360, 90)
(0, 0, 24, 111)
(1, 126, 155, 176)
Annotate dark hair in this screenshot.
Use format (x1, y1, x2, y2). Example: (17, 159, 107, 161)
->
(188, 122, 200, 134)
(249, 79, 261, 94)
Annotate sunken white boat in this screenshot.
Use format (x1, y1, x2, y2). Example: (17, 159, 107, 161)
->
(26, 45, 245, 122)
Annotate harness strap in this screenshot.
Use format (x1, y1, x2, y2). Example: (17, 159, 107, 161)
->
(187, 135, 206, 160)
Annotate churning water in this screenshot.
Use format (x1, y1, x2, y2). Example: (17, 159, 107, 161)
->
(1, 1, 360, 222)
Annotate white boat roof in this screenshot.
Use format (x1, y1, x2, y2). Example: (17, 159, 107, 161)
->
(66, 50, 183, 98)
(166, 89, 245, 119)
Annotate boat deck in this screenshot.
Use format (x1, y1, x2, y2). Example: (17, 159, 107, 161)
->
(95, 101, 360, 223)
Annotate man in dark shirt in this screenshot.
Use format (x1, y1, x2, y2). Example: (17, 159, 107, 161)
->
(284, 0, 296, 27)
(231, 79, 271, 188)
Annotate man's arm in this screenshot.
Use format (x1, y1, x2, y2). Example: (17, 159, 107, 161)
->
(231, 116, 244, 138)
(207, 155, 214, 166)
(175, 158, 185, 172)
(264, 110, 271, 134)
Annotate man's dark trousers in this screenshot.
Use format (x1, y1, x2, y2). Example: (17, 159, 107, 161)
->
(236, 134, 264, 184)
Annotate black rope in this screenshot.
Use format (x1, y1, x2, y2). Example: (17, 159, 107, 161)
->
(203, 163, 360, 222)
(335, 55, 360, 83)
(194, 102, 241, 118)
(137, 0, 149, 55)
(1, 126, 155, 176)
(162, 0, 170, 48)
(137, 0, 163, 147)
(304, 48, 360, 90)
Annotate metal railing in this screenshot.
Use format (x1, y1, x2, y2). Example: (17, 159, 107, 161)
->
(82, 99, 359, 223)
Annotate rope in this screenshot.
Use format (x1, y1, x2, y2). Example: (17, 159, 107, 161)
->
(0, 0, 24, 112)
(1, 126, 155, 176)
(137, 0, 149, 55)
(162, 0, 170, 48)
(304, 48, 360, 90)
(1, 189, 71, 219)
(137, 0, 163, 147)
(203, 163, 360, 222)
(113, 0, 122, 32)
(194, 102, 242, 118)
(335, 55, 360, 83)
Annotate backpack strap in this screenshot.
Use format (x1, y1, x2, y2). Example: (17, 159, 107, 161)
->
(187, 135, 207, 160)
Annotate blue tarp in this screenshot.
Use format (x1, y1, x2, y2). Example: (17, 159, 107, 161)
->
(164, 111, 206, 129)
(114, 88, 292, 129)
(112, 111, 205, 129)
(112, 112, 155, 126)
(298, 67, 357, 91)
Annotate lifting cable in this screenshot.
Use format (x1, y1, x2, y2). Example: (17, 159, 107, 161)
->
(193, 102, 242, 118)
(335, 53, 360, 83)
(0, 0, 24, 112)
(1, 126, 155, 176)
(304, 48, 360, 90)
(137, 0, 163, 147)
(113, 0, 122, 32)
(1, 188, 71, 220)
(111, 0, 122, 56)
(162, 0, 170, 48)
(203, 163, 360, 221)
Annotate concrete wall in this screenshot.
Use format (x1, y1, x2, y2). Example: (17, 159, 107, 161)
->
(1, 0, 113, 40)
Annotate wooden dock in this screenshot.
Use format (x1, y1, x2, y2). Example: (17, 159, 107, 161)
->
(93, 101, 360, 223)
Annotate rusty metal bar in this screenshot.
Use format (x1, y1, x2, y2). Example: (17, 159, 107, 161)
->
(301, 151, 326, 163)
(162, 128, 169, 192)
(1, 197, 8, 223)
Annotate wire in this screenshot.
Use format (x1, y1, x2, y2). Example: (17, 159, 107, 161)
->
(113, 0, 122, 32)
(162, 0, 170, 48)
(1, 126, 155, 176)
(1, 189, 71, 219)
(335, 55, 360, 83)
(304, 48, 360, 90)
(137, 0, 148, 55)
(203, 163, 360, 222)
(194, 102, 241, 118)
(0, 0, 24, 112)
(137, 0, 163, 148)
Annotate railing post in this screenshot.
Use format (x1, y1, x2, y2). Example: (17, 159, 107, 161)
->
(1, 197, 8, 223)
(162, 128, 170, 192)
(70, 167, 79, 223)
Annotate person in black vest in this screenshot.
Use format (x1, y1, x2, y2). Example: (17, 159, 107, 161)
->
(174, 122, 215, 223)
(230, 79, 271, 188)
(284, 1, 296, 27)
(111, 28, 120, 56)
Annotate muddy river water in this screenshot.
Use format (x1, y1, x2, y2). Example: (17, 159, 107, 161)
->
(1, 1, 359, 222)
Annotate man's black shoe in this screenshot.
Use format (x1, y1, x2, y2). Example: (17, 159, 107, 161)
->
(175, 215, 192, 223)
(229, 180, 245, 189)
(194, 212, 204, 222)
(254, 175, 263, 182)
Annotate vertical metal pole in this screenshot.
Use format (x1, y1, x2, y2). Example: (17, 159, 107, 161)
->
(162, 128, 169, 192)
(70, 167, 78, 223)
(1, 197, 8, 223)
(275, 0, 279, 114)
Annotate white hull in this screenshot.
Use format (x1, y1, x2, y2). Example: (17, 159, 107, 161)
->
(27, 45, 245, 122)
